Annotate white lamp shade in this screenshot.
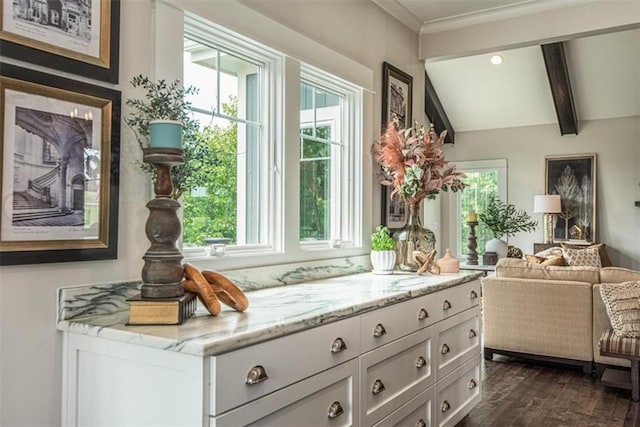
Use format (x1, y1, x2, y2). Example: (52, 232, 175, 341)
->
(533, 195, 562, 213)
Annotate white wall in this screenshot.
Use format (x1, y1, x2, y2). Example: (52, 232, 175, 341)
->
(440, 116, 640, 269)
(0, 1, 422, 425)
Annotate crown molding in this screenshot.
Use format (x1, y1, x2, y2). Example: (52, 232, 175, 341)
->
(372, 0, 422, 33)
(420, 0, 595, 35)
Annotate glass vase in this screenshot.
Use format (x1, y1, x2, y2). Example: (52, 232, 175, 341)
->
(394, 201, 436, 271)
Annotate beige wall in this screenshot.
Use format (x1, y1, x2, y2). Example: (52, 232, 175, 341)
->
(440, 116, 640, 269)
(0, 1, 422, 425)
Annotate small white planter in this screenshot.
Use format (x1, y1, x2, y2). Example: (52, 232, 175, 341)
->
(371, 250, 396, 275)
(486, 238, 508, 259)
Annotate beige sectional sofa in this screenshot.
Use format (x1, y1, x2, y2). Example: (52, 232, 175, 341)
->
(482, 258, 640, 374)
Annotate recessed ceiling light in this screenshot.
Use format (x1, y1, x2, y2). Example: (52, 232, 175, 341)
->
(490, 55, 503, 65)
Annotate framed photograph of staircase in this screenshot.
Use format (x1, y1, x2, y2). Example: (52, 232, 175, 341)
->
(0, 62, 121, 265)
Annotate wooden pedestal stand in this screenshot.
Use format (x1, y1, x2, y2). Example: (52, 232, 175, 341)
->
(466, 221, 479, 265)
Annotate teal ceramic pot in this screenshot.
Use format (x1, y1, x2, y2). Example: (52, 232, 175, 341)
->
(149, 120, 183, 148)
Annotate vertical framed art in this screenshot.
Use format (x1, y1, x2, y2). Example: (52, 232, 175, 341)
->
(0, 0, 120, 83)
(545, 153, 596, 243)
(0, 63, 121, 265)
(380, 62, 413, 228)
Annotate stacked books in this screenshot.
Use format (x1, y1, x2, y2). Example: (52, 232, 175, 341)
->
(127, 292, 197, 325)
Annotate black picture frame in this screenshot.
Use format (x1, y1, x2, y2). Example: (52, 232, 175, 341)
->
(545, 153, 596, 243)
(380, 62, 413, 228)
(0, 62, 120, 265)
(0, 0, 120, 84)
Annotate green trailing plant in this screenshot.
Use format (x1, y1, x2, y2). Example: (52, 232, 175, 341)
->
(124, 75, 208, 199)
(478, 196, 538, 239)
(371, 225, 396, 251)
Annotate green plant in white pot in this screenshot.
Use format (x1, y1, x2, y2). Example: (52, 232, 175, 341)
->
(371, 225, 397, 275)
(478, 196, 537, 258)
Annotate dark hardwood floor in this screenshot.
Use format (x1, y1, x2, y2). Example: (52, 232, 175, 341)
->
(456, 354, 634, 426)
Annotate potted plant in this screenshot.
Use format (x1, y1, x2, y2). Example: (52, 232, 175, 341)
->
(125, 75, 205, 199)
(371, 225, 397, 275)
(478, 196, 537, 258)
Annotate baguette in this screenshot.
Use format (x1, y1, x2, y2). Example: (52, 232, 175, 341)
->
(202, 270, 249, 312)
(183, 263, 221, 315)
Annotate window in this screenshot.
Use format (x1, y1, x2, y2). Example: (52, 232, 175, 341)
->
(299, 66, 362, 248)
(182, 19, 281, 253)
(453, 159, 507, 257)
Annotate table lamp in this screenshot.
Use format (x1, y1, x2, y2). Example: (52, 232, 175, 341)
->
(533, 195, 562, 244)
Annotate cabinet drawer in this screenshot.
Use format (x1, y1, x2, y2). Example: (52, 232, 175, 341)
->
(212, 359, 359, 427)
(373, 386, 434, 427)
(360, 326, 435, 426)
(435, 306, 481, 380)
(210, 316, 360, 415)
(437, 280, 481, 321)
(435, 355, 481, 427)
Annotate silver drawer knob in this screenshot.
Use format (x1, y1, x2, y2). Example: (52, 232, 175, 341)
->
(418, 308, 429, 320)
(415, 356, 427, 369)
(441, 400, 451, 413)
(442, 300, 452, 310)
(373, 323, 387, 337)
(416, 419, 426, 427)
(327, 401, 344, 419)
(470, 290, 478, 300)
(372, 379, 386, 395)
(245, 365, 268, 385)
(469, 378, 478, 389)
(469, 329, 477, 339)
(331, 337, 347, 353)
(441, 343, 450, 355)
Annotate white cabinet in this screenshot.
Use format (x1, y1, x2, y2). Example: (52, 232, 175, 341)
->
(61, 279, 482, 427)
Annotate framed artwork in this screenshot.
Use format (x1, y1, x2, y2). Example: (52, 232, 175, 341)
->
(382, 61, 413, 129)
(381, 191, 407, 230)
(0, 0, 120, 83)
(0, 62, 121, 265)
(545, 153, 596, 243)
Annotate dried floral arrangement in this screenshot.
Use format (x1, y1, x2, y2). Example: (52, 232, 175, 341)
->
(373, 119, 467, 204)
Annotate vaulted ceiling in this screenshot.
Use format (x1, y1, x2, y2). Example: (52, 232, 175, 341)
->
(373, 0, 640, 136)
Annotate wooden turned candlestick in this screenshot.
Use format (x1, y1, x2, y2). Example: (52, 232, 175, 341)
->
(141, 147, 185, 299)
(466, 221, 479, 265)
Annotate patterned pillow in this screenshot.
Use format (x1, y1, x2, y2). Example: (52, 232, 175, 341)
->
(563, 247, 602, 267)
(560, 243, 612, 267)
(600, 281, 640, 337)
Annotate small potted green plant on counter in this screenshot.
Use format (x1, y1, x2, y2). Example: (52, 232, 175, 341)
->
(479, 196, 537, 259)
(371, 225, 397, 275)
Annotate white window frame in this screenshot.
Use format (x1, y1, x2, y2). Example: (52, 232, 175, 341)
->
(449, 159, 507, 258)
(299, 64, 363, 250)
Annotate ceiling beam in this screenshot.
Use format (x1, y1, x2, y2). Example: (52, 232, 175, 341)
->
(541, 42, 578, 135)
(425, 71, 455, 144)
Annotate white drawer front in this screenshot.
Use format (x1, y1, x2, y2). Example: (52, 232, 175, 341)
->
(360, 300, 416, 353)
(210, 316, 360, 415)
(437, 280, 481, 321)
(213, 359, 359, 427)
(435, 306, 481, 380)
(360, 326, 435, 426)
(435, 355, 481, 427)
(373, 386, 434, 427)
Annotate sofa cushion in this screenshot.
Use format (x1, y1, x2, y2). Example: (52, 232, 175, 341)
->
(561, 243, 612, 267)
(495, 258, 600, 283)
(599, 328, 640, 357)
(563, 247, 602, 268)
(600, 281, 640, 338)
(601, 267, 640, 284)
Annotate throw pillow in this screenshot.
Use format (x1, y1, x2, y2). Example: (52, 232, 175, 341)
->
(600, 281, 640, 337)
(535, 247, 564, 259)
(563, 247, 602, 267)
(525, 254, 544, 264)
(560, 243, 612, 267)
(541, 256, 566, 267)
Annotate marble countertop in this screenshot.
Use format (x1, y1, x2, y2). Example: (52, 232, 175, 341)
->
(57, 270, 482, 357)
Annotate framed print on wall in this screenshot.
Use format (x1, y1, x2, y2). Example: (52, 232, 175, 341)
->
(381, 61, 413, 129)
(0, 0, 120, 83)
(545, 153, 596, 243)
(0, 62, 121, 265)
(381, 193, 407, 230)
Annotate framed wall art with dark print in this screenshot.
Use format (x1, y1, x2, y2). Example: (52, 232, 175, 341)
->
(0, 0, 120, 83)
(0, 62, 120, 265)
(545, 153, 596, 243)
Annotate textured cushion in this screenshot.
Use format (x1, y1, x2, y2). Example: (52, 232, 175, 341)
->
(601, 267, 640, 284)
(600, 281, 640, 338)
(561, 243, 612, 267)
(599, 328, 640, 358)
(563, 247, 602, 268)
